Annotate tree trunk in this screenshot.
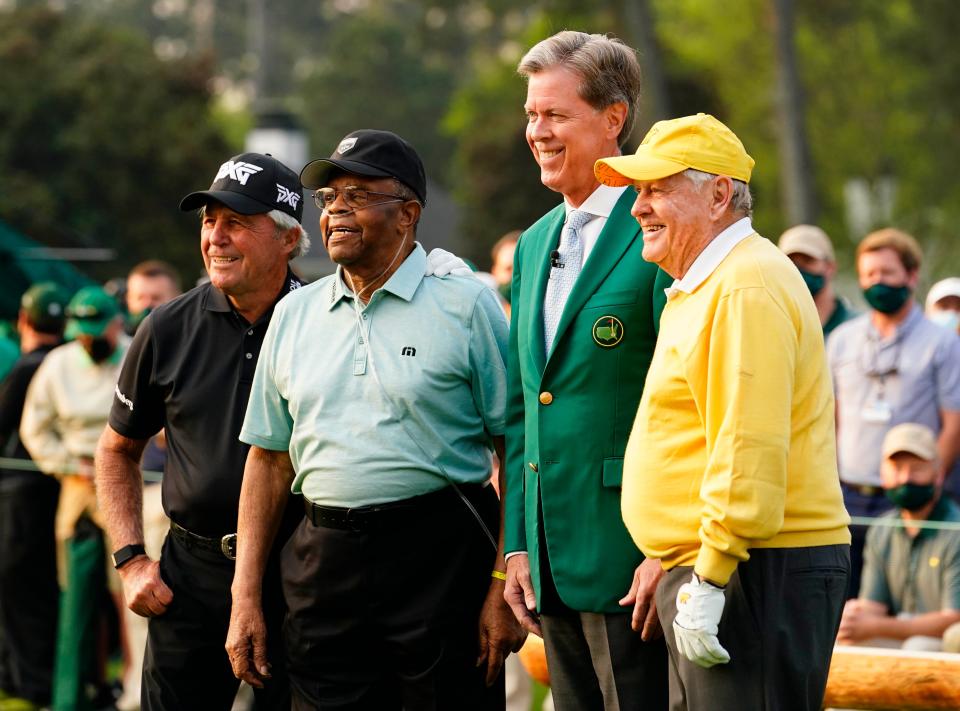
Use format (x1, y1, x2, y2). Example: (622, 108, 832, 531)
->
(771, 0, 817, 224)
(619, 0, 670, 147)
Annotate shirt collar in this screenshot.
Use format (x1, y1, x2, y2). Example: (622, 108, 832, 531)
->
(328, 242, 427, 311)
(564, 184, 627, 221)
(665, 217, 755, 300)
(867, 303, 923, 344)
(204, 268, 305, 315)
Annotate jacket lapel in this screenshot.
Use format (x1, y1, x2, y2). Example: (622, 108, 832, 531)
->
(527, 207, 565, 376)
(546, 190, 641, 364)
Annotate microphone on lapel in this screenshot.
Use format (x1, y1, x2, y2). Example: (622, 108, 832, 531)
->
(550, 250, 564, 269)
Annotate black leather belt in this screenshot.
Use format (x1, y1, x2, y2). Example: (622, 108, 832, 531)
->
(170, 521, 237, 560)
(303, 483, 485, 532)
(841, 481, 885, 498)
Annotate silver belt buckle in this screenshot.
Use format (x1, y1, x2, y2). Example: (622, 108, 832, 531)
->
(221, 533, 237, 560)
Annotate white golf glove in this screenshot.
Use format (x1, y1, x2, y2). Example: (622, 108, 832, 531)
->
(425, 248, 474, 277)
(673, 573, 731, 668)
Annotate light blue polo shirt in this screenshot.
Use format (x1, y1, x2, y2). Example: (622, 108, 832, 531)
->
(240, 244, 509, 507)
(827, 305, 960, 486)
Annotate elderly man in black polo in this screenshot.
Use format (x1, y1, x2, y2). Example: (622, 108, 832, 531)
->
(96, 152, 309, 711)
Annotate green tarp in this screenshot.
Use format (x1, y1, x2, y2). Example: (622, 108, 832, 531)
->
(0, 220, 92, 321)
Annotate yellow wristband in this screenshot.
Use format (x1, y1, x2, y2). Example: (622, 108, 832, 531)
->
(491, 570, 507, 581)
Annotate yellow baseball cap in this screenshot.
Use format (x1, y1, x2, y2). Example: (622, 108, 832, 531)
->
(595, 113, 755, 186)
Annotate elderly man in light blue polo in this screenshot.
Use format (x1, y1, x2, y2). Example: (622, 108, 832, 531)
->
(224, 129, 524, 711)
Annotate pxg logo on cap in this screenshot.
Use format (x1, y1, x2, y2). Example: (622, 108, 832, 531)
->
(214, 159, 263, 186)
(179, 152, 304, 222)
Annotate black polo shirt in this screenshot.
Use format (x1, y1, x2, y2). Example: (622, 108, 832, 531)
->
(109, 270, 305, 537)
(0, 344, 59, 481)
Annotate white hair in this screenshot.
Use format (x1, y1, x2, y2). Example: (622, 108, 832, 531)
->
(684, 169, 753, 217)
(267, 209, 311, 259)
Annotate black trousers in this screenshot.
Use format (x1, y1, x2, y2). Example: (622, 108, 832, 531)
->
(656, 545, 849, 711)
(282, 485, 505, 711)
(142, 530, 290, 711)
(0, 474, 59, 705)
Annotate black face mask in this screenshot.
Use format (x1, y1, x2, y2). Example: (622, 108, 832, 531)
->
(85, 337, 114, 363)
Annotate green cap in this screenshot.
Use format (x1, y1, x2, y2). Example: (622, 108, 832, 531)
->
(21, 282, 70, 333)
(66, 286, 120, 338)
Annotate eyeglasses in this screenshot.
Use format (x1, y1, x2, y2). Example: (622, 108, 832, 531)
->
(313, 187, 408, 211)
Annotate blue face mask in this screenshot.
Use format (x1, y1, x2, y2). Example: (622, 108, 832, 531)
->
(798, 269, 826, 296)
(930, 309, 960, 333)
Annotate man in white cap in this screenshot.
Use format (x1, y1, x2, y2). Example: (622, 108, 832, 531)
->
(595, 113, 851, 710)
(778, 224, 856, 337)
(925, 277, 960, 336)
(838, 422, 960, 651)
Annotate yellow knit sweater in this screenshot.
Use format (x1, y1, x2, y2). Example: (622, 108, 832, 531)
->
(622, 234, 850, 585)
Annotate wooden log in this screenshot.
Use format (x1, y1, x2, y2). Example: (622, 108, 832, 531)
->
(518, 638, 960, 709)
(518, 634, 550, 686)
(823, 646, 960, 710)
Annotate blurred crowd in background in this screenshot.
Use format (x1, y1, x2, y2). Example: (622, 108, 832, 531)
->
(2, 1, 960, 710)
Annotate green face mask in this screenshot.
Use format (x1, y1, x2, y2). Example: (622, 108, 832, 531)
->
(885, 483, 936, 511)
(863, 283, 911, 314)
(798, 269, 826, 296)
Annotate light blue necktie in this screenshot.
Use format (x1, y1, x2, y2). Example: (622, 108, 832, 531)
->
(543, 209, 593, 355)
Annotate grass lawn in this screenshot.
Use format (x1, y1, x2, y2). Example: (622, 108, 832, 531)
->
(531, 680, 550, 710)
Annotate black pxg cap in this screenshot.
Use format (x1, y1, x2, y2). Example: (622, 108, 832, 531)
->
(179, 152, 304, 222)
(300, 130, 427, 206)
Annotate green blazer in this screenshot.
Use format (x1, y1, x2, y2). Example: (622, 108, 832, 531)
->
(504, 189, 664, 613)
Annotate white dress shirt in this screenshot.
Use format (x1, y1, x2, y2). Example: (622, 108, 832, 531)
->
(563, 184, 629, 266)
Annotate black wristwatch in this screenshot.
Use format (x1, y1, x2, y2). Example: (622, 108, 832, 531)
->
(112, 544, 146, 570)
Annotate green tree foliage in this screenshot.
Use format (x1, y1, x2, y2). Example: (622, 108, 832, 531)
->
(294, 9, 457, 185)
(442, 8, 628, 263)
(651, 0, 960, 278)
(5, 0, 960, 281)
(0, 6, 230, 283)
(796, 0, 960, 278)
(443, 53, 558, 263)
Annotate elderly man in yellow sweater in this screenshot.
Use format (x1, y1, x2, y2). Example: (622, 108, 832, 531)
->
(594, 114, 851, 711)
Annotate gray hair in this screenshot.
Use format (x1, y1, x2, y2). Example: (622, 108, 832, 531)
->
(267, 210, 311, 259)
(684, 169, 753, 217)
(518, 30, 642, 146)
(390, 179, 421, 235)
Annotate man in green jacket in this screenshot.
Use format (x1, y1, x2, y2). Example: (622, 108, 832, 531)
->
(503, 30, 668, 711)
